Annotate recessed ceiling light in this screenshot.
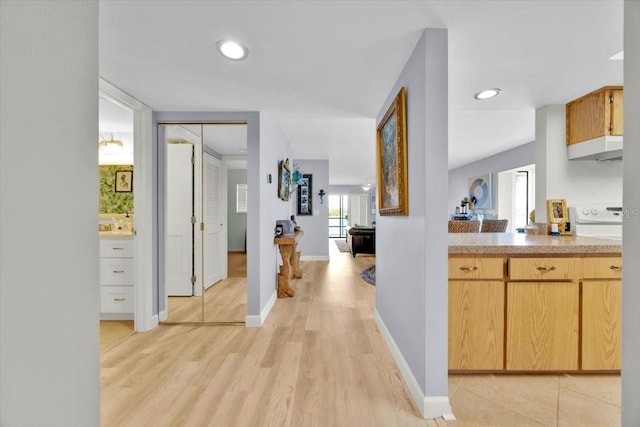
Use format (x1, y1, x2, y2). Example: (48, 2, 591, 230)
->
(609, 50, 624, 60)
(362, 184, 371, 191)
(216, 39, 248, 60)
(474, 88, 501, 100)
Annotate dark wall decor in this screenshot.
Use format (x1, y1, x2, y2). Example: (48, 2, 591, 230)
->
(297, 174, 312, 215)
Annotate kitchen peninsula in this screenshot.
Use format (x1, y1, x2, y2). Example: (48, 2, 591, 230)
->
(448, 233, 621, 373)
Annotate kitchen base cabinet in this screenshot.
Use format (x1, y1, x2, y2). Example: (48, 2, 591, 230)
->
(582, 280, 621, 370)
(506, 281, 579, 371)
(449, 280, 504, 370)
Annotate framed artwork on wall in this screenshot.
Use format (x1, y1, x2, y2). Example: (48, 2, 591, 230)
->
(297, 174, 312, 215)
(376, 86, 408, 216)
(278, 159, 291, 201)
(468, 174, 492, 209)
(114, 170, 133, 193)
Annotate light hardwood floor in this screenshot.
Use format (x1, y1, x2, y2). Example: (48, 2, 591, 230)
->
(100, 241, 620, 426)
(100, 320, 134, 354)
(165, 252, 247, 323)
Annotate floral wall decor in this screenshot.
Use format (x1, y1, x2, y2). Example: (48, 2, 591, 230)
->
(99, 165, 134, 214)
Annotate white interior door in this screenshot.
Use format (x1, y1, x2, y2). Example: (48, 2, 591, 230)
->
(166, 144, 194, 296)
(204, 153, 224, 288)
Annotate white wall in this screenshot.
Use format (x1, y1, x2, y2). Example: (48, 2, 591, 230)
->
(291, 159, 330, 260)
(0, 1, 100, 425)
(535, 105, 623, 222)
(375, 29, 451, 418)
(258, 112, 294, 311)
(448, 142, 535, 216)
(623, 2, 640, 425)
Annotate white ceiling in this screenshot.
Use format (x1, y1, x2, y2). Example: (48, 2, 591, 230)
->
(98, 0, 623, 185)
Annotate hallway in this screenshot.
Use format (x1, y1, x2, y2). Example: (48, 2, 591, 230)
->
(100, 244, 619, 426)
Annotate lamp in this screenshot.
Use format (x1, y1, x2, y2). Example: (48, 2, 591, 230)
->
(318, 189, 326, 204)
(98, 134, 123, 150)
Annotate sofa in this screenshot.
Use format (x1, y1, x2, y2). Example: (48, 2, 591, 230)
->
(346, 226, 376, 257)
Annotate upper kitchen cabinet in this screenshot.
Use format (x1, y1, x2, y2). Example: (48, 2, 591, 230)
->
(566, 86, 623, 160)
(566, 86, 623, 145)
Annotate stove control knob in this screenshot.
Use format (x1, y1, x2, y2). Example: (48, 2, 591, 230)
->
(591, 209, 598, 216)
(582, 208, 590, 215)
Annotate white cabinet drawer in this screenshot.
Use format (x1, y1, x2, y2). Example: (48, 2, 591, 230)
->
(100, 258, 134, 285)
(100, 239, 134, 258)
(101, 286, 134, 313)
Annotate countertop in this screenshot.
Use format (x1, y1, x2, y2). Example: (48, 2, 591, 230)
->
(449, 232, 621, 255)
(99, 230, 134, 239)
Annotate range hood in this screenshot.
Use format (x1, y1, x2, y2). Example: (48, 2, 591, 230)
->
(567, 135, 623, 161)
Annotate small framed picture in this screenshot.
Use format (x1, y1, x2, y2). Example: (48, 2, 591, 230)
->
(547, 199, 567, 223)
(115, 170, 133, 193)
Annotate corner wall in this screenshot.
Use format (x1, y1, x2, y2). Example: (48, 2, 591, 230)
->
(291, 159, 329, 260)
(375, 28, 452, 419)
(622, 1, 640, 425)
(0, 1, 100, 425)
(256, 112, 294, 316)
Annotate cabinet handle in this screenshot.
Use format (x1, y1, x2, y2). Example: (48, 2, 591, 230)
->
(609, 265, 621, 270)
(113, 298, 126, 302)
(112, 270, 125, 273)
(459, 266, 479, 272)
(536, 266, 556, 272)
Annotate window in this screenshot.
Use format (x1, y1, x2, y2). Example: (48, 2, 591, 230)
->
(328, 194, 349, 238)
(236, 184, 247, 213)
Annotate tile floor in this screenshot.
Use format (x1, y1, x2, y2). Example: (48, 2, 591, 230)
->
(448, 373, 620, 426)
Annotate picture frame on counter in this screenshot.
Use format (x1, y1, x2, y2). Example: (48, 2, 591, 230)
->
(114, 170, 133, 193)
(547, 198, 568, 223)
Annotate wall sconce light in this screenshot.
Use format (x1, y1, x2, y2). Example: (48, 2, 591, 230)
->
(318, 189, 326, 204)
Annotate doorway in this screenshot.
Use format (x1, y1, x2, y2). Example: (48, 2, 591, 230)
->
(328, 194, 349, 238)
(161, 123, 247, 325)
(98, 95, 135, 346)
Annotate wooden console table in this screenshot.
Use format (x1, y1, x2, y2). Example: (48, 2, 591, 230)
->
(274, 230, 303, 297)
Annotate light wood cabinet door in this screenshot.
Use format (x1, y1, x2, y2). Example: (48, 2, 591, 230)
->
(582, 280, 621, 370)
(610, 88, 624, 136)
(506, 281, 579, 370)
(509, 257, 581, 281)
(449, 280, 504, 370)
(582, 257, 622, 279)
(449, 258, 504, 280)
(566, 86, 623, 145)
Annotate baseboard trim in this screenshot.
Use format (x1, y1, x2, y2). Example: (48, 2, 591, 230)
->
(245, 290, 277, 327)
(374, 309, 455, 420)
(300, 255, 330, 261)
(158, 310, 168, 322)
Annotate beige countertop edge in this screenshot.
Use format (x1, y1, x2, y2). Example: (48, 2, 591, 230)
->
(449, 245, 621, 255)
(448, 233, 621, 255)
(99, 231, 134, 239)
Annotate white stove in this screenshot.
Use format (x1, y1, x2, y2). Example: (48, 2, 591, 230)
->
(569, 204, 623, 240)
